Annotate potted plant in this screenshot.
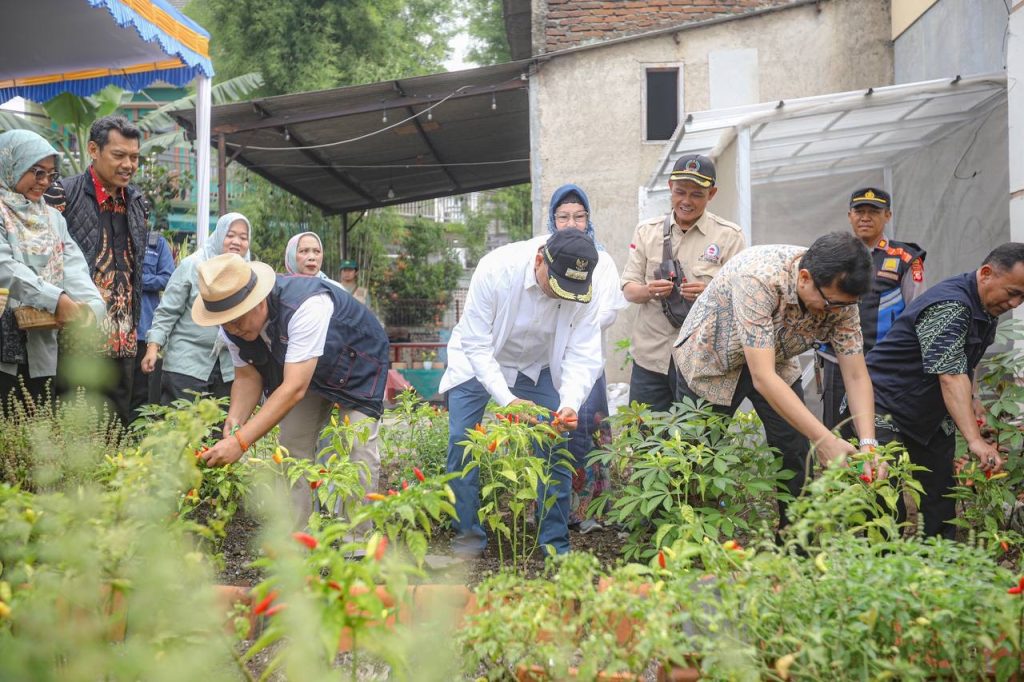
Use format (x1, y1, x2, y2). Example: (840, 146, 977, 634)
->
(421, 350, 438, 371)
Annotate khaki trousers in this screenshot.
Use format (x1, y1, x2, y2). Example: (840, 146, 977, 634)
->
(277, 391, 380, 531)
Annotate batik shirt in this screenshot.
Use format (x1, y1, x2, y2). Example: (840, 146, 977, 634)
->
(915, 301, 973, 375)
(672, 244, 863, 405)
(89, 167, 136, 358)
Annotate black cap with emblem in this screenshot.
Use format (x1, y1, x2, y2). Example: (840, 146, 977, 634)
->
(670, 154, 716, 188)
(850, 187, 891, 209)
(541, 229, 598, 303)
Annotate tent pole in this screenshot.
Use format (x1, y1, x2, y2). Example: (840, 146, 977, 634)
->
(217, 133, 227, 215)
(195, 76, 212, 247)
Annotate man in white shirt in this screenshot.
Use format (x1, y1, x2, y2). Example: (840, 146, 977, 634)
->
(440, 229, 603, 557)
(190, 253, 390, 526)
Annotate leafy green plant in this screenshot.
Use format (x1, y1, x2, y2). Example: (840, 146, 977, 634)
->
(459, 406, 572, 572)
(0, 387, 130, 492)
(590, 400, 788, 561)
(952, 319, 1024, 550)
(379, 388, 449, 490)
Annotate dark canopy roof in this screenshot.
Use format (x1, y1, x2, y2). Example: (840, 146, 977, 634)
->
(173, 61, 532, 216)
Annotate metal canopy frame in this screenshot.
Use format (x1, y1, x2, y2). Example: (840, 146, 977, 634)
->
(649, 74, 1007, 188)
(172, 61, 533, 217)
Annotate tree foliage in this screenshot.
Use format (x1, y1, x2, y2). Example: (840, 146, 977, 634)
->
(462, 0, 512, 66)
(186, 0, 456, 95)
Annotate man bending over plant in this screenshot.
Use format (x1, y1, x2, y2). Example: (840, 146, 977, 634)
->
(439, 229, 603, 558)
(860, 242, 1024, 538)
(671, 232, 878, 528)
(189, 253, 388, 527)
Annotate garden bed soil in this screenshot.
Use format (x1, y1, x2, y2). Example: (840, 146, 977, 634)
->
(216, 512, 628, 587)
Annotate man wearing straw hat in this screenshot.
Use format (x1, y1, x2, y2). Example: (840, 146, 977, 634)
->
(191, 252, 389, 524)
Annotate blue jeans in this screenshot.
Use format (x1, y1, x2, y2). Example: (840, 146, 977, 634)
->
(445, 368, 572, 556)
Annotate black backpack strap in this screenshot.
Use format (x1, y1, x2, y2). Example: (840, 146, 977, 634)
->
(662, 213, 674, 264)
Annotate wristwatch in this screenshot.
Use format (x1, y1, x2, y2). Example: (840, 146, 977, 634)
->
(858, 438, 879, 448)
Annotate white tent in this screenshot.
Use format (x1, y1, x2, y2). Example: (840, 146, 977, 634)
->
(643, 74, 1008, 283)
(0, 0, 214, 244)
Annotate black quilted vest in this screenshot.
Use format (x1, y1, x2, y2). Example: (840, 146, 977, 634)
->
(224, 276, 390, 418)
(52, 171, 149, 326)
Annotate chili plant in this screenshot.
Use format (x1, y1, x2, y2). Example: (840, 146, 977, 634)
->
(459, 405, 573, 572)
(590, 400, 788, 561)
(379, 388, 449, 488)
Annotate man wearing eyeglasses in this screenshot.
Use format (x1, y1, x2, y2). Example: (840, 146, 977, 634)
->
(670, 232, 878, 528)
(620, 154, 745, 412)
(815, 188, 926, 430)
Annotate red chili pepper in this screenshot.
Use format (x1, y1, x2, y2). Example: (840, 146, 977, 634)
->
(253, 591, 279, 615)
(986, 470, 993, 480)
(292, 532, 318, 550)
(401, 480, 409, 491)
(366, 492, 387, 502)
(310, 480, 322, 490)
(1009, 577, 1024, 595)
(413, 467, 425, 482)
(374, 536, 389, 561)
(319, 468, 327, 474)
(487, 440, 497, 452)
(474, 423, 485, 434)
(264, 603, 287, 617)
(1002, 541, 1010, 553)
(327, 581, 343, 591)
(859, 473, 873, 484)
(388, 489, 397, 496)
(195, 446, 208, 458)
(657, 550, 666, 569)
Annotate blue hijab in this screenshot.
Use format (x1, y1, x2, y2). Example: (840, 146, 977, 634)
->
(546, 183, 603, 251)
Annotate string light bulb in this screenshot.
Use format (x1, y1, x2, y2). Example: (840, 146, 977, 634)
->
(382, 109, 388, 124)
(427, 109, 433, 121)
(386, 185, 396, 200)
(491, 93, 497, 111)
(283, 128, 290, 141)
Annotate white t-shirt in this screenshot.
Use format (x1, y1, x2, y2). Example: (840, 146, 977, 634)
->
(222, 293, 334, 367)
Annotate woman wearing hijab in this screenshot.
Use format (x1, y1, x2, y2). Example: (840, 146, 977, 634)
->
(284, 231, 331, 280)
(141, 213, 251, 404)
(546, 183, 627, 533)
(0, 130, 105, 411)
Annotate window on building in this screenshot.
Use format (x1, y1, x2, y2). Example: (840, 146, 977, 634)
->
(645, 67, 681, 142)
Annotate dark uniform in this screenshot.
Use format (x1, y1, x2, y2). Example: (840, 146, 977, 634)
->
(817, 189, 925, 430)
(865, 272, 997, 538)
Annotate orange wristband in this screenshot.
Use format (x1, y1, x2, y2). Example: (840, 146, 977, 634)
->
(233, 430, 250, 453)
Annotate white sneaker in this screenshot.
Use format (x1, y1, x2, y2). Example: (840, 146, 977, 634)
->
(579, 519, 603, 535)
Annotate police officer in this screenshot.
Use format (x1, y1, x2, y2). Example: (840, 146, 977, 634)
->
(817, 188, 925, 430)
(620, 154, 745, 411)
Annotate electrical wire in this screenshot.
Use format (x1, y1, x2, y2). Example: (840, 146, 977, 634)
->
(247, 159, 528, 170)
(224, 82, 503, 153)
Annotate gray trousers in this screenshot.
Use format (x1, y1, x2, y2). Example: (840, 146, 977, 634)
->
(277, 391, 380, 531)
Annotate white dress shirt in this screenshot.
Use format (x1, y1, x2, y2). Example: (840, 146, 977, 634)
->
(439, 237, 603, 411)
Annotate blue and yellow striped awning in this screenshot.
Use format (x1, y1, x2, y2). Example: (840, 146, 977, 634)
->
(0, 0, 213, 103)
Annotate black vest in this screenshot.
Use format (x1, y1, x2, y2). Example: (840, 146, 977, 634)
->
(867, 272, 996, 443)
(224, 276, 389, 418)
(51, 172, 149, 325)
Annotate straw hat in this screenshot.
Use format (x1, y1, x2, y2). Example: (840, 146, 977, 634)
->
(191, 253, 276, 326)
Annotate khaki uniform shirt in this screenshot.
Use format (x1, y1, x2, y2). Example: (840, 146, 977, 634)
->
(672, 245, 863, 405)
(620, 210, 745, 375)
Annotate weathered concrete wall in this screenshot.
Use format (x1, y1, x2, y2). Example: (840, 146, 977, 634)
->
(531, 0, 893, 381)
(894, 0, 1008, 83)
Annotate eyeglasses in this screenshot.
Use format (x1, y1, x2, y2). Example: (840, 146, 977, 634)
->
(554, 211, 588, 226)
(815, 283, 859, 310)
(27, 166, 59, 184)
